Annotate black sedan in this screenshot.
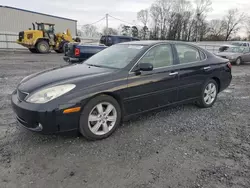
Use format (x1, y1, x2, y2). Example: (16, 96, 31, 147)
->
(11, 41, 232, 140)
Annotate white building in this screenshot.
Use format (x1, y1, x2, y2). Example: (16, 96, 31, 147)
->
(0, 5, 77, 49)
(0, 5, 77, 35)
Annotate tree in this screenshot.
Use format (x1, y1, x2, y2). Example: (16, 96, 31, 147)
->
(137, 9, 149, 39)
(103, 28, 118, 35)
(150, 3, 161, 39)
(194, 0, 212, 41)
(81, 25, 99, 37)
(208, 19, 226, 36)
(139, 26, 149, 39)
(137, 9, 149, 26)
(121, 25, 131, 36)
(131, 26, 139, 38)
(224, 9, 245, 41)
(245, 16, 250, 40)
(77, 29, 82, 36)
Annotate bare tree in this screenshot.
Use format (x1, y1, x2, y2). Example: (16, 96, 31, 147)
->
(150, 3, 161, 39)
(194, 0, 212, 14)
(205, 19, 227, 40)
(103, 28, 118, 35)
(245, 16, 250, 40)
(224, 9, 246, 41)
(194, 0, 212, 41)
(81, 25, 99, 37)
(137, 9, 149, 26)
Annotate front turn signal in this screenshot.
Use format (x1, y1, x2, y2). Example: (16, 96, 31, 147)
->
(63, 107, 81, 114)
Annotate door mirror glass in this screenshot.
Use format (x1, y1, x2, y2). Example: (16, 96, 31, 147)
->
(139, 63, 153, 71)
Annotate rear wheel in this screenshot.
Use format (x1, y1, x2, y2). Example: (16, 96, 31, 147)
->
(28, 48, 38, 53)
(235, 57, 242, 66)
(79, 95, 121, 140)
(196, 79, 218, 108)
(36, 41, 50, 53)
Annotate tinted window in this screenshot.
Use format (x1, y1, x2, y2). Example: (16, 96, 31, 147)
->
(176, 44, 201, 64)
(139, 44, 173, 69)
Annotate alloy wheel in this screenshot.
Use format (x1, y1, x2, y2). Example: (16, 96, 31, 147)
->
(204, 83, 217, 105)
(88, 102, 117, 136)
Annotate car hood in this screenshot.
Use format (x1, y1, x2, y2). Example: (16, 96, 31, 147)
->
(18, 64, 115, 93)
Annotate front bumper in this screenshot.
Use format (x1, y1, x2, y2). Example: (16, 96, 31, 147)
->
(11, 90, 80, 134)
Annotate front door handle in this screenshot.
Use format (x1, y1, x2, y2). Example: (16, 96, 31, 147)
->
(203, 66, 211, 70)
(169, 72, 179, 76)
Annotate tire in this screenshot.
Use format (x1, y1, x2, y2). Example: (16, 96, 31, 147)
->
(28, 48, 38, 53)
(79, 95, 121, 140)
(196, 79, 218, 108)
(55, 42, 68, 53)
(235, 57, 242, 66)
(36, 41, 50, 53)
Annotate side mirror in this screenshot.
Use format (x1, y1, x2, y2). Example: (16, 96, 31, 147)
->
(138, 63, 153, 71)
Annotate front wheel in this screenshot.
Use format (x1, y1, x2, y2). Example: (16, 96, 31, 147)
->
(196, 79, 218, 108)
(36, 41, 50, 53)
(79, 95, 121, 140)
(235, 57, 242, 66)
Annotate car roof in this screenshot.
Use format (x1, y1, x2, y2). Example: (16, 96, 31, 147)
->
(118, 40, 197, 46)
(102, 35, 139, 39)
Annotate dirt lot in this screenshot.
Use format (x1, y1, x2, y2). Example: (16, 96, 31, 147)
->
(0, 51, 250, 188)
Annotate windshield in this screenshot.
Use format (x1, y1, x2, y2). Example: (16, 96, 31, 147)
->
(85, 44, 145, 69)
(225, 47, 244, 53)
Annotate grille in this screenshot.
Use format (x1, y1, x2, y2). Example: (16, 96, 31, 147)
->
(17, 90, 29, 101)
(18, 31, 24, 41)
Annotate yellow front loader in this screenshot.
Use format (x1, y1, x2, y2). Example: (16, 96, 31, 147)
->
(17, 23, 80, 53)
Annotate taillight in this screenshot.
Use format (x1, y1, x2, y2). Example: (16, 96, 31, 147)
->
(74, 48, 80, 56)
(227, 62, 232, 69)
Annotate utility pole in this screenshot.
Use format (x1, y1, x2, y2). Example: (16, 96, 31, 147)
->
(106, 14, 109, 34)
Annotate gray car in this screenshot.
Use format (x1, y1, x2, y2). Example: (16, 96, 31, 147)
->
(216, 47, 250, 65)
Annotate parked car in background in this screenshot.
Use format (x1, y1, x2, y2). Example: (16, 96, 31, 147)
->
(219, 41, 250, 52)
(63, 35, 139, 63)
(216, 46, 250, 65)
(12, 41, 232, 140)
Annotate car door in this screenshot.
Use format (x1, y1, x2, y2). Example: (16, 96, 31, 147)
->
(124, 44, 179, 115)
(241, 48, 250, 62)
(174, 44, 210, 101)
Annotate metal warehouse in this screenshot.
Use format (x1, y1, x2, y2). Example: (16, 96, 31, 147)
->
(0, 5, 77, 35)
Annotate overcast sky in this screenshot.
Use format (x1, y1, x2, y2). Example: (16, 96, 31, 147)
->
(1, 0, 250, 33)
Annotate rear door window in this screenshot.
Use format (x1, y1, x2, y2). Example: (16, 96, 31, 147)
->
(175, 44, 202, 64)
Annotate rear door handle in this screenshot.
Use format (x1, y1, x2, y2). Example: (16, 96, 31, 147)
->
(169, 72, 179, 76)
(203, 66, 211, 70)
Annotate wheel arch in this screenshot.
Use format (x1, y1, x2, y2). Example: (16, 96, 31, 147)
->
(211, 77, 221, 92)
(35, 38, 50, 46)
(81, 92, 125, 117)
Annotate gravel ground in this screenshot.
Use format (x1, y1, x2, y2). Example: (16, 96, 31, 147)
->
(0, 51, 250, 188)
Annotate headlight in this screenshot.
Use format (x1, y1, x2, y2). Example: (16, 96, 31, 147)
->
(26, 84, 76, 104)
